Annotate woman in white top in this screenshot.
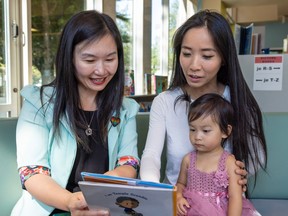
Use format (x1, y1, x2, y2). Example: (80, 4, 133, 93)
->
(140, 10, 267, 189)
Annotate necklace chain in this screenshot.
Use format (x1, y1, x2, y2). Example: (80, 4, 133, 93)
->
(84, 111, 96, 136)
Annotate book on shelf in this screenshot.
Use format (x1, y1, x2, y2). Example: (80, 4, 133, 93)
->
(79, 172, 177, 216)
(234, 23, 254, 55)
(144, 73, 152, 95)
(124, 70, 135, 96)
(151, 75, 168, 94)
(251, 33, 262, 54)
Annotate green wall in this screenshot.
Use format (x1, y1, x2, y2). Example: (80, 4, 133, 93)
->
(263, 22, 288, 48)
(249, 113, 288, 199)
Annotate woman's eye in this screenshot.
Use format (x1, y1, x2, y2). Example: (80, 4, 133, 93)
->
(85, 59, 95, 63)
(106, 58, 114, 62)
(203, 55, 213, 59)
(182, 52, 191, 57)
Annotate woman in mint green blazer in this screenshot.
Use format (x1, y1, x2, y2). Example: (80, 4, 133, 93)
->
(12, 10, 139, 216)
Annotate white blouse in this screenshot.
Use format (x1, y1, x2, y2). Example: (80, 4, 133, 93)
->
(140, 86, 232, 185)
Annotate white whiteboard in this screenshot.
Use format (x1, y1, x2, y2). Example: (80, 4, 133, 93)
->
(239, 54, 288, 112)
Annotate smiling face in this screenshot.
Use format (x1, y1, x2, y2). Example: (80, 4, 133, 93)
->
(189, 115, 229, 153)
(73, 34, 118, 98)
(180, 27, 222, 96)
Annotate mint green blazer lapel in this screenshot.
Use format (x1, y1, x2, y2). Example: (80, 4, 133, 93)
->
(107, 109, 127, 170)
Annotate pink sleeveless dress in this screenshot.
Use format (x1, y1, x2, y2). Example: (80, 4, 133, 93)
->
(182, 151, 261, 216)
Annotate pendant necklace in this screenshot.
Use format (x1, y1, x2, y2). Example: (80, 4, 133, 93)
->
(84, 111, 96, 136)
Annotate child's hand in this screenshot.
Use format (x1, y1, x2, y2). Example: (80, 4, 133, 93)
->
(177, 197, 190, 216)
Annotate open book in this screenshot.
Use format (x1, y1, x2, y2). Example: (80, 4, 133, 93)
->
(79, 172, 177, 216)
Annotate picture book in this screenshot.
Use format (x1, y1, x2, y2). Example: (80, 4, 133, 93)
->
(79, 172, 177, 216)
(151, 75, 168, 94)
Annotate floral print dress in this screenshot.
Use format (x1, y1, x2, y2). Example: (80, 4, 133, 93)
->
(182, 150, 261, 216)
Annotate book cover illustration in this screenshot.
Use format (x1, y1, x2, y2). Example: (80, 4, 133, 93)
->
(79, 172, 176, 216)
(151, 75, 168, 94)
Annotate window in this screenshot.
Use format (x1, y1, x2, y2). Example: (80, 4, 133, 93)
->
(0, 0, 196, 117)
(0, 0, 19, 117)
(31, 0, 86, 86)
(0, 0, 8, 107)
(116, 0, 133, 71)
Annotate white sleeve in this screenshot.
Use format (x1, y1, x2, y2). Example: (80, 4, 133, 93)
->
(140, 95, 167, 182)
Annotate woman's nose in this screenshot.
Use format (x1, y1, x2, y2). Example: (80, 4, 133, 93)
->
(189, 56, 201, 71)
(94, 61, 105, 75)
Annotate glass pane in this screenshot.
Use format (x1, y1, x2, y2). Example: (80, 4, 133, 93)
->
(168, 0, 179, 76)
(151, 0, 161, 75)
(0, 0, 12, 118)
(116, 0, 133, 70)
(0, 0, 7, 105)
(31, 0, 86, 85)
